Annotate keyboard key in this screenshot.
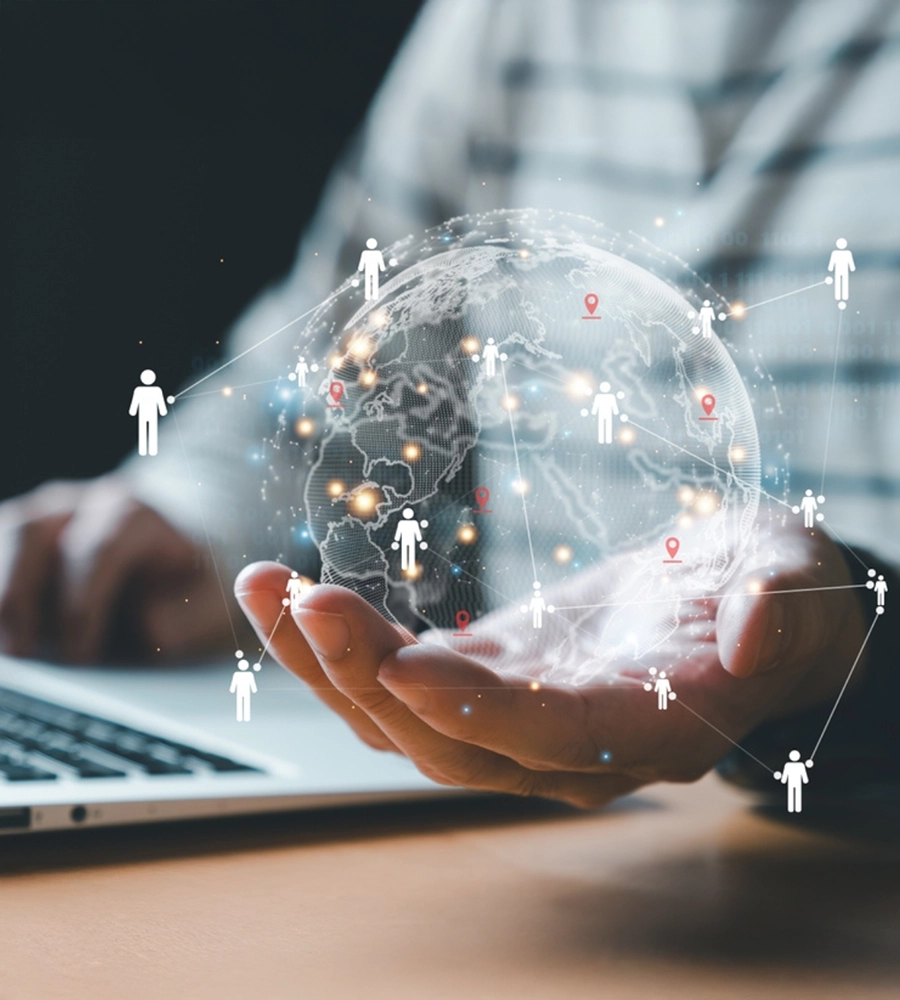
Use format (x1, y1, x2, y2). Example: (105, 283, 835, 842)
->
(0, 755, 57, 782)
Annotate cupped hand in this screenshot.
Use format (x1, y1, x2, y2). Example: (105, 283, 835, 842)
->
(0, 476, 235, 662)
(235, 514, 868, 808)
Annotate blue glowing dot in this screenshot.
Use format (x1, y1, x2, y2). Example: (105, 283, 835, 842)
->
(600, 750, 613, 763)
(451, 564, 462, 576)
(461, 704, 472, 715)
(441, 232, 453, 243)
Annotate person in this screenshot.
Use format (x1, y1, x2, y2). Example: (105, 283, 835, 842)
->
(358, 237, 386, 301)
(775, 751, 810, 814)
(128, 369, 168, 457)
(520, 583, 546, 629)
(481, 338, 501, 378)
(391, 507, 426, 572)
(654, 672, 673, 711)
(286, 571, 308, 613)
(799, 489, 821, 529)
(827, 238, 856, 307)
(587, 382, 619, 445)
(2, 0, 899, 810)
(229, 658, 257, 723)
(697, 300, 716, 339)
(293, 356, 310, 388)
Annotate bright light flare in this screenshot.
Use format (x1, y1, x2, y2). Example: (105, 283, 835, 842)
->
(512, 478, 529, 496)
(222, 386, 233, 397)
(347, 334, 375, 361)
(358, 369, 377, 388)
(456, 524, 477, 544)
(402, 443, 422, 462)
(553, 544, 573, 564)
(326, 480, 345, 498)
(566, 372, 593, 401)
(295, 417, 316, 437)
(730, 301, 747, 319)
(729, 445, 747, 463)
(461, 336, 480, 354)
(349, 486, 383, 519)
(417, 382, 428, 395)
(618, 426, 636, 444)
(502, 393, 520, 412)
(693, 490, 720, 514)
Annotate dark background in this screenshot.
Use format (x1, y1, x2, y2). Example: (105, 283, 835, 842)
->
(0, 0, 422, 499)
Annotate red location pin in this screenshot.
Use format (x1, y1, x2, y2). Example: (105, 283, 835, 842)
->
(473, 486, 492, 514)
(582, 293, 601, 319)
(454, 610, 472, 636)
(663, 537, 682, 563)
(328, 381, 345, 408)
(699, 393, 718, 421)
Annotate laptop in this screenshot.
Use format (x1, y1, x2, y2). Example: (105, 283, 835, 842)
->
(0, 654, 445, 836)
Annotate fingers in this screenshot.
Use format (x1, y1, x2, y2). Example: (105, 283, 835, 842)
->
(716, 526, 858, 680)
(377, 643, 611, 772)
(289, 583, 638, 805)
(56, 480, 195, 661)
(0, 507, 70, 656)
(234, 562, 400, 753)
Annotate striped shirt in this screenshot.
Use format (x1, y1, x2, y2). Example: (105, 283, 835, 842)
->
(127, 0, 900, 583)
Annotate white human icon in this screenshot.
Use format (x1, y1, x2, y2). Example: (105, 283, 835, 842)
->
(827, 237, 855, 309)
(358, 237, 386, 301)
(698, 299, 716, 339)
(128, 369, 168, 457)
(293, 355, 310, 387)
(796, 488, 824, 528)
(482, 338, 501, 377)
(285, 570, 307, 612)
(774, 750, 811, 813)
(229, 658, 258, 722)
(391, 507, 428, 571)
(520, 582, 546, 629)
(874, 574, 888, 607)
(644, 667, 675, 710)
(589, 382, 620, 444)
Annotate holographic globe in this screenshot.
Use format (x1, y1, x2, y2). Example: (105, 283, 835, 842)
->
(266, 210, 760, 681)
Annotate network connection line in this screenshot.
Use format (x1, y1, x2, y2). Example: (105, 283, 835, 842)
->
(726, 279, 828, 316)
(173, 289, 343, 402)
(808, 613, 880, 762)
(624, 417, 793, 511)
(675, 696, 775, 773)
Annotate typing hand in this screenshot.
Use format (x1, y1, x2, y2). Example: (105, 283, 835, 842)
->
(235, 514, 867, 807)
(0, 476, 233, 662)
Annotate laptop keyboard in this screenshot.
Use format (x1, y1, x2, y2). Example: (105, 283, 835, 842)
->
(0, 686, 260, 782)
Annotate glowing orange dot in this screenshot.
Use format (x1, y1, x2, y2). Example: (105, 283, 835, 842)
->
(326, 480, 345, 498)
(349, 487, 382, 518)
(457, 525, 477, 544)
(553, 544, 573, 564)
(417, 383, 428, 394)
(730, 301, 747, 319)
(461, 336, 480, 354)
(295, 418, 315, 437)
(402, 443, 421, 462)
(358, 369, 377, 387)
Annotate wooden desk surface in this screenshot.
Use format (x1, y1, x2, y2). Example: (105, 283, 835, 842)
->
(2, 775, 898, 1000)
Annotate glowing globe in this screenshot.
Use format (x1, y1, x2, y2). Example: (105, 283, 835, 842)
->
(268, 210, 760, 681)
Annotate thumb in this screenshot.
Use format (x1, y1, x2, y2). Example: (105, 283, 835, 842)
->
(716, 573, 832, 680)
